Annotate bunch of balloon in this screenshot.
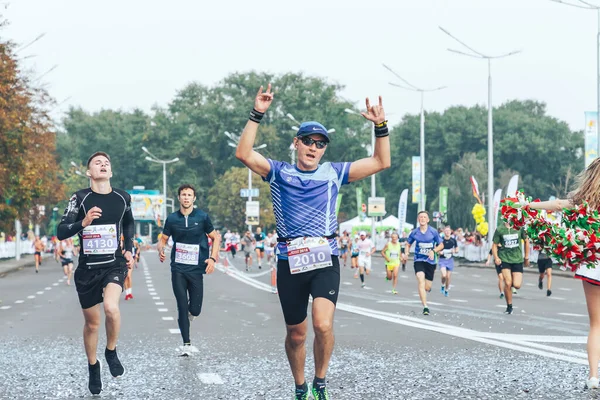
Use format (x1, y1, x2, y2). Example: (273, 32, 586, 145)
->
(472, 203, 488, 236)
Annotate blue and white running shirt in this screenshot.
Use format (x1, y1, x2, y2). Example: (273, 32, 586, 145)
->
(263, 159, 351, 259)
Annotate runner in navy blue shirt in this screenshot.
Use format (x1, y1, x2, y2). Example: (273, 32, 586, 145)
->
(157, 184, 221, 356)
(404, 211, 444, 315)
(236, 84, 391, 399)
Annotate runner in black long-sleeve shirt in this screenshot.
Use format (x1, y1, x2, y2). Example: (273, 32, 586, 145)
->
(57, 151, 135, 396)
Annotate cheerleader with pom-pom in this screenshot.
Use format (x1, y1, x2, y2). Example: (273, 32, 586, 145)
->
(527, 157, 600, 389)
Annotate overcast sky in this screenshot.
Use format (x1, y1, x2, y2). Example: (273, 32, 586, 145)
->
(4, 0, 599, 131)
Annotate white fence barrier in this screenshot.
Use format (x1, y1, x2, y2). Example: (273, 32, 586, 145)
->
(0, 240, 35, 259)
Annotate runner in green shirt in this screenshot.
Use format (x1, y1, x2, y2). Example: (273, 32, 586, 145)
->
(492, 223, 530, 314)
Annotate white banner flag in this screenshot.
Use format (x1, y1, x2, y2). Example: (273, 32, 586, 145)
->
(398, 189, 408, 233)
(493, 189, 502, 229)
(506, 175, 519, 198)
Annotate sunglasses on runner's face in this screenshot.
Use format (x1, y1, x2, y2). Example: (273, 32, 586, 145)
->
(300, 136, 327, 149)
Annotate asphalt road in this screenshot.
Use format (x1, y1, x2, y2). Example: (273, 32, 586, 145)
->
(0, 251, 598, 400)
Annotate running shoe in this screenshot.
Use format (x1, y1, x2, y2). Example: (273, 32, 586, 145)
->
(312, 384, 330, 400)
(504, 305, 513, 315)
(440, 285, 444, 294)
(180, 343, 199, 357)
(511, 287, 518, 295)
(444, 290, 449, 297)
(361, 283, 365, 288)
(188, 312, 196, 323)
(294, 384, 310, 400)
(538, 279, 543, 290)
(586, 377, 599, 389)
(423, 307, 430, 315)
(499, 293, 504, 299)
(105, 347, 124, 377)
(391, 289, 398, 295)
(547, 290, 552, 297)
(88, 360, 102, 395)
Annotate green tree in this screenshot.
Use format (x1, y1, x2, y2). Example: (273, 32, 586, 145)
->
(207, 167, 275, 232)
(0, 37, 62, 232)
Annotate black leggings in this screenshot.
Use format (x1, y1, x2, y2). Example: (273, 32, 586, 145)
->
(171, 271, 204, 344)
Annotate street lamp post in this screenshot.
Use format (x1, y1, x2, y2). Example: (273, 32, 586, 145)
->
(382, 64, 446, 212)
(224, 132, 267, 232)
(549, 0, 600, 157)
(439, 26, 521, 245)
(141, 146, 179, 223)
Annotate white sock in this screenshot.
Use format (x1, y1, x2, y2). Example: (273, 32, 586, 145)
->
(125, 288, 132, 295)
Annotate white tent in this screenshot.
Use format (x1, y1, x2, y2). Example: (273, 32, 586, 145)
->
(338, 215, 413, 234)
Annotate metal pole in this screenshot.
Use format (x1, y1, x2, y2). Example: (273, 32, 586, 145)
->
(162, 162, 167, 223)
(487, 59, 494, 246)
(597, 8, 600, 158)
(419, 91, 425, 211)
(371, 124, 376, 241)
(248, 168, 252, 233)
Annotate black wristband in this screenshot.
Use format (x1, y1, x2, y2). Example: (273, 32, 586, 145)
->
(209, 256, 216, 262)
(249, 108, 264, 123)
(374, 124, 389, 137)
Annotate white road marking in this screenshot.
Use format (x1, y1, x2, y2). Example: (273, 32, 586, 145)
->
(152, 296, 161, 300)
(218, 260, 588, 365)
(471, 288, 484, 292)
(197, 373, 224, 385)
(149, 292, 157, 296)
(525, 283, 535, 287)
(558, 313, 587, 318)
(472, 274, 481, 278)
(15, 300, 24, 304)
(27, 295, 35, 299)
(549, 296, 566, 300)
(36, 291, 44, 295)
(44, 287, 51, 290)
(158, 308, 168, 312)
(155, 302, 164, 305)
(169, 328, 180, 334)
(52, 283, 59, 286)
(0, 306, 11, 310)
(449, 299, 468, 303)
(145, 279, 152, 283)
(162, 316, 174, 321)
(342, 282, 353, 286)
(559, 288, 572, 291)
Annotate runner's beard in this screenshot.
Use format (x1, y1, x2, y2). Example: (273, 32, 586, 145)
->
(181, 203, 193, 210)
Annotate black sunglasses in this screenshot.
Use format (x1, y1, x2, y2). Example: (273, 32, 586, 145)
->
(300, 136, 328, 149)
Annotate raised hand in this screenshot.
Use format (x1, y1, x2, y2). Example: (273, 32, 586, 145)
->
(254, 84, 274, 113)
(361, 96, 386, 125)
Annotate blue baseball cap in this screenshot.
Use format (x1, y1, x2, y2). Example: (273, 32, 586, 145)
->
(296, 121, 330, 142)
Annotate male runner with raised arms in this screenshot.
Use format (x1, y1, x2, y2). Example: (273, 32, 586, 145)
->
(236, 84, 390, 399)
(438, 226, 458, 297)
(157, 184, 220, 356)
(403, 211, 443, 315)
(57, 151, 135, 396)
(381, 232, 401, 294)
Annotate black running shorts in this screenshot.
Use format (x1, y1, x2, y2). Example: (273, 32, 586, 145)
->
(277, 256, 340, 326)
(74, 257, 128, 309)
(414, 261, 436, 281)
(501, 262, 524, 274)
(495, 264, 502, 275)
(537, 259, 553, 274)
